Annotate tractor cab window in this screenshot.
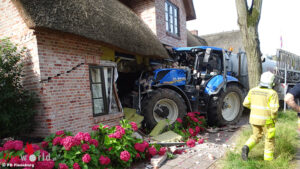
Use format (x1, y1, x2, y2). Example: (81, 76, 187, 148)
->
(200, 49, 223, 75)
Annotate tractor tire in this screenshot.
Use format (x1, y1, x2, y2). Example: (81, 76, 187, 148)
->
(207, 84, 244, 126)
(142, 88, 187, 129)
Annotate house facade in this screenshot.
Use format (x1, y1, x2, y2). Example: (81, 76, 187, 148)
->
(0, 0, 195, 137)
(120, 0, 195, 47)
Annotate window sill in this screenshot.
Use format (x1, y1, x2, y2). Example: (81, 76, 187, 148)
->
(166, 32, 181, 40)
(93, 112, 124, 123)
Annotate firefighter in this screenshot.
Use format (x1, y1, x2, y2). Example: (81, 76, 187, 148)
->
(241, 71, 279, 161)
(284, 83, 300, 131)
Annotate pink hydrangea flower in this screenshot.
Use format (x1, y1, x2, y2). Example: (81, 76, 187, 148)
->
(187, 112, 195, 117)
(108, 147, 112, 151)
(14, 140, 23, 150)
(61, 136, 75, 151)
(75, 132, 85, 141)
(59, 163, 69, 169)
(195, 126, 200, 133)
(134, 143, 146, 152)
(186, 139, 195, 148)
(199, 116, 205, 119)
(158, 147, 167, 156)
(82, 154, 91, 163)
(41, 141, 48, 148)
(73, 163, 81, 169)
(9, 156, 21, 164)
(130, 122, 138, 131)
(148, 146, 157, 156)
(198, 121, 203, 125)
(83, 133, 91, 142)
(35, 160, 55, 169)
(90, 139, 99, 147)
(116, 126, 125, 135)
(191, 117, 199, 123)
(92, 125, 99, 131)
(75, 132, 91, 142)
(176, 118, 183, 123)
(0, 147, 3, 152)
(136, 153, 141, 158)
(81, 144, 90, 152)
(188, 128, 194, 135)
(120, 151, 131, 162)
(103, 125, 109, 129)
(39, 150, 49, 157)
(56, 130, 64, 136)
(3, 140, 15, 150)
(194, 112, 201, 115)
(198, 138, 204, 144)
(99, 155, 111, 165)
(32, 144, 40, 151)
(53, 137, 63, 146)
(109, 132, 123, 139)
(0, 159, 7, 164)
(143, 141, 149, 148)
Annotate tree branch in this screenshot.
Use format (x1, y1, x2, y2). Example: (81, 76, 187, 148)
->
(235, 0, 248, 26)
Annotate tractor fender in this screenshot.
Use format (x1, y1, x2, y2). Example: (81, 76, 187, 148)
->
(152, 84, 193, 112)
(204, 75, 244, 95)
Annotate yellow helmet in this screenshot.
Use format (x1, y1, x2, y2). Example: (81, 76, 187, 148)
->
(260, 71, 275, 88)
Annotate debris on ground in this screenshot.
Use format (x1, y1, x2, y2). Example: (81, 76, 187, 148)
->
(149, 120, 168, 137)
(151, 154, 167, 168)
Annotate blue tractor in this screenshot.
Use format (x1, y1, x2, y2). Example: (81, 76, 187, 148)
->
(141, 46, 245, 128)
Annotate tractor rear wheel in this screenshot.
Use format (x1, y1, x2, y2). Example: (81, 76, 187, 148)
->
(142, 88, 187, 129)
(207, 84, 244, 126)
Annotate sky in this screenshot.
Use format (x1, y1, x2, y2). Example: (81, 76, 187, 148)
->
(187, 0, 300, 56)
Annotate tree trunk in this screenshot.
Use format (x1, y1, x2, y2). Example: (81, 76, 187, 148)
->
(236, 0, 263, 89)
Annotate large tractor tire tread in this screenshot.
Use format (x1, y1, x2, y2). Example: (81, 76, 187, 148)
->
(207, 84, 244, 126)
(142, 88, 187, 129)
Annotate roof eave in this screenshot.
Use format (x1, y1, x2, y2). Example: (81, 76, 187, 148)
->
(183, 0, 196, 21)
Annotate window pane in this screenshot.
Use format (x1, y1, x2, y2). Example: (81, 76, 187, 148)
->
(90, 68, 101, 83)
(169, 5, 172, 15)
(165, 2, 168, 12)
(165, 12, 168, 21)
(174, 8, 177, 18)
(103, 67, 113, 110)
(93, 99, 104, 114)
(92, 84, 103, 98)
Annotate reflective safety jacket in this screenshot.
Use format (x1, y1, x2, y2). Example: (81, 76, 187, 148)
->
(243, 86, 279, 125)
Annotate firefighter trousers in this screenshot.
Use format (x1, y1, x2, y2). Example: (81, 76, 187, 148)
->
(244, 123, 276, 161)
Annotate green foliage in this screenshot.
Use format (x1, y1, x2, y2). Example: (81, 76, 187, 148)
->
(0, 38, 37, 138)
(41, 120, 164, 169)
(170, 112, 206, 141)
(221, 111, 298, 169)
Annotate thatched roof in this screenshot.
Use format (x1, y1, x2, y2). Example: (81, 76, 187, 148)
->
(187, 31, 208, 47)
(13, 0, 169, 59)
(202, 30, 244, 53)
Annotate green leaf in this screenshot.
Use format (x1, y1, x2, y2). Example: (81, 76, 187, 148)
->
(83, 164, 88, 169)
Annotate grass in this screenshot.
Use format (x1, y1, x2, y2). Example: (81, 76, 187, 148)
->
(220, 110, 299, 169)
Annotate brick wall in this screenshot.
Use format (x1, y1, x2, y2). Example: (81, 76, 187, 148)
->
(35, 29, 123, 137)
(155, 0, 187, 47)
(124, 0, 187, 47)
(0, 0, 40, 91)
(126, 0, 156, 34)
(0, 0, 123, 137)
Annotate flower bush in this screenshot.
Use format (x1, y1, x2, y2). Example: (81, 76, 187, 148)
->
(0, 120, 167, 169)
(171, 112, 206, 141)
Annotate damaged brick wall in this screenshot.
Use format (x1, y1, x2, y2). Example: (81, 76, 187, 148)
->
(35, 29, 123, 137)
(0, 0, 123, 137)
